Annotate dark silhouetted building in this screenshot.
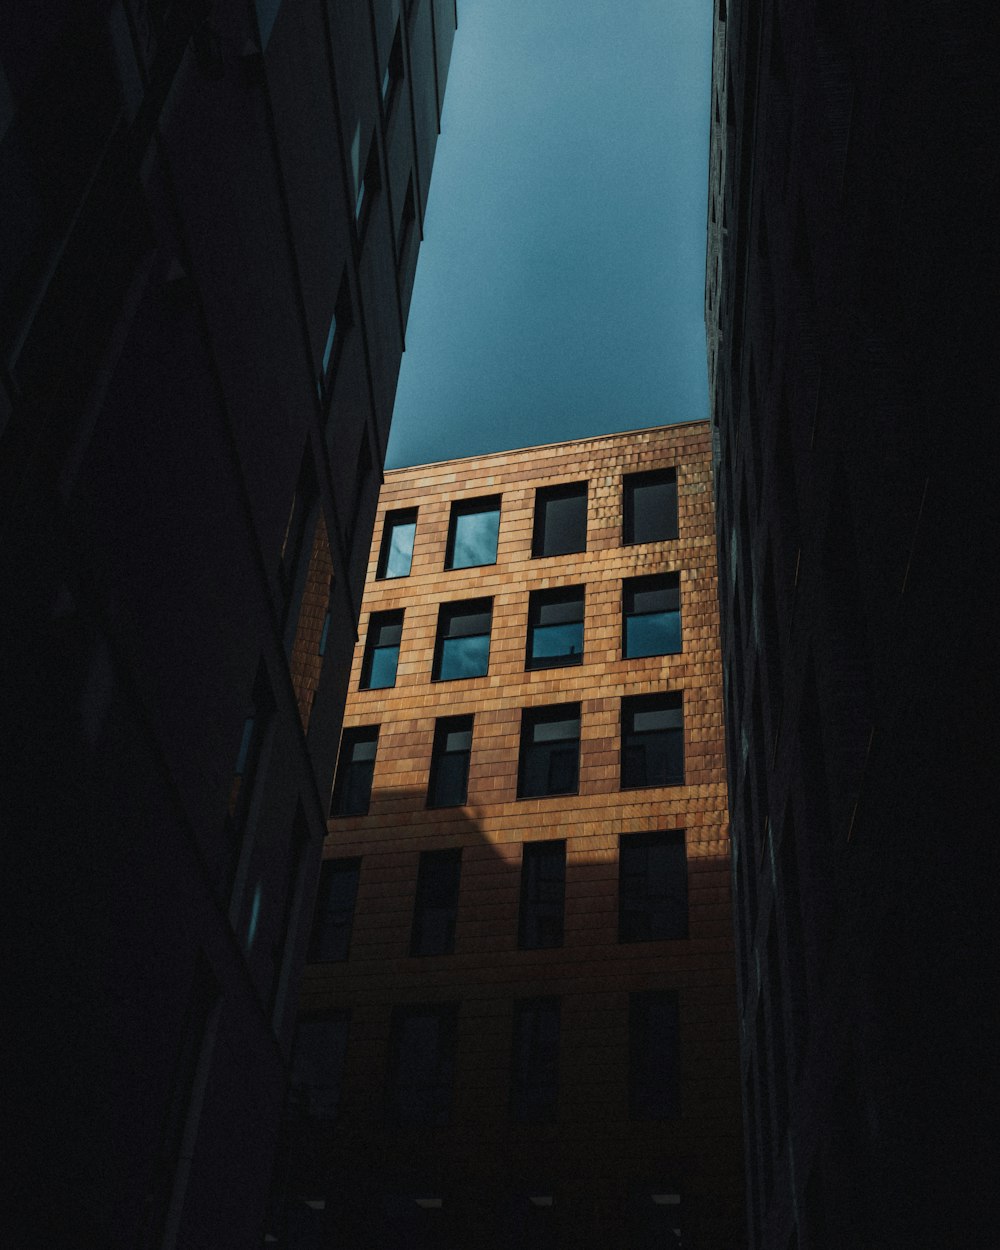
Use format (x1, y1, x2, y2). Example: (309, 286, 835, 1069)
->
(282, 426, 745, 1248)
(1, 2, 455, 1244)
(707, 2, 997, 1246)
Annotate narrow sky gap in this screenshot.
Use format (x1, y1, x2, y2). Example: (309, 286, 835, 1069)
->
(386, 0, 713, 469)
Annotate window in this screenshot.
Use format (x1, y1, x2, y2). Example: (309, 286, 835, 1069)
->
(353, 127, 380, 233)
(621, 694, 684, 788)
(518, 840, 566, 949)
(331, 726, 378, 816)
(289, 1012, 350, 1121)
(226, 664, 273, 887)
(320, 271, 351, 402)
(629, 991, 680, 1119)
(510, 998, 560, 1123)
(518, 704, 581, 798)
(432, 599, 492, 681)
(619, 831, 688, 942)
(623, 469, 678, 544)
(526, 586, 584, 669)
(377, 509, 417, 579)
(532, 482, 587, 557)
(360, 610, 403, 690)
(309, 858, 361, 961)
(279, 452, 318, 606)
(410, 848, 462, 956)
(427, 715, 473, 808)
(381, 22, 403, 116)
(387, 1003, 458, 1126)
(623, 574, 681, 659)
(445, 496, 501, 570)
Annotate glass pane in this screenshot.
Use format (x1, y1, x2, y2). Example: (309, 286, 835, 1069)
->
(342, 762, 374, 813)
(626, 611, 681, 658)
(446, 608, 492, 638)
(374, 618, 403, 646)
(628, 582, 678, 615)
(450, 507, 500, 569)
(439, 633, 489, 680)
(367, 645, 399, 689)
(531, 621, 583, 663)
(632, 705, 682, 734)
(350, 736, 377, 763)
(430, 752, 468, 807)
(385, 521, 415, 578)
(536, 595, 583, 626)
(628, 475, 678, 544)
(532, 716, 579, 743)
(444, 728, 472, 753)
(537, 489, 586, 556)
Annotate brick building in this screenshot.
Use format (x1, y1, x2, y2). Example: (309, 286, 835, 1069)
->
(285, 423, 745, 1247)
(2, 3, 456, 1244)
(706, 1, 998, 1246)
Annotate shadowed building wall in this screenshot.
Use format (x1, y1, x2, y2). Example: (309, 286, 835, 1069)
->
(287, 424, 745, 1248)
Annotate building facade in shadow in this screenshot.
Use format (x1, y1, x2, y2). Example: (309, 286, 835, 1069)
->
(283, 424, 745, 1247)
(706, 2, 998, 1246)
(1, 2, 456, 1244)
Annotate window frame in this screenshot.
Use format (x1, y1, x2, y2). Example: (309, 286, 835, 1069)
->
(444, 495, 501, 571)
(360, 609, 404, 690)
(531, 481, 588, 558)
(621, 693, 684, 790)
(376, 508, 418, 580)
(432, 598, 493, 682)
(622, 573, 681, 659)
(525, 585, 585, 670)
(622, 468, 679, 546)
(517, 703, 581, 799)
(426, 715, 474, 808)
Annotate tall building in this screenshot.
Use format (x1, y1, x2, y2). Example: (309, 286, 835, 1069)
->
(284, 424, 745, 1248)
(706, 2, 997, 1246)
(2, 2, 456, 1244)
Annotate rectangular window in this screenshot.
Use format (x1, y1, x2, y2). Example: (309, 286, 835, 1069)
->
(623, 574, 681, 658)
(432, 599, 492, 681)
(445, 496, 501, 570)
(309, 858, 361, 961)
(377, 508, 417, 579)
(427, 715, 473, 808)
(331, 726, 378, 816)
(387, 1003, 458, 1126)
(410, 848, 462, 956)
(526, 586, 584, 669)
(289, 1012, 350, 1121)
(619, 831, 688, 942)
(518, 840, 566, 949)
(621, 694, 684, 788)
(532, 482, 588, 557)
(629, 991, 680, 1119)
(623, 469, 679, 544)
(518, 704, 581, 798)
(510, 997, 560, 1123)
(360, 610, 403, 690)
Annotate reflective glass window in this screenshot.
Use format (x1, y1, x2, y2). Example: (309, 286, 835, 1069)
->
(621, 694, 684, 788)
(377, 509, 417, 579)
(532, 483, 587, 557)
(623, 574, 681, 658)
(518, 705, 581, 798)
(623, 469, 678, 545)
(427, 715, 474, 807)
(526, 586, 584, 669)
(360, 610, 403, 689)
(433, 599, 492, 681)
(331, 726, 378, 816)
(446, 496, 501, 569)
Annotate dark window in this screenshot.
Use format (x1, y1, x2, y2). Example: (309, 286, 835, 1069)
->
(621, 694, 684, 788)
(320, 271, 351, 403)
(629, 991, 680, 1119)
(623, 574, 681, 658)
(381, 22, 403, 115)
(623, 469, 678, 544)
(510, 997, 560, 1123)
(532, 482, 587, 557)
(377, 509, 418, 579)
(354, 127, 380, 233)
(331, 726, 378, 816)
(518, 705, 580, 798)
(279, 452, 318, 606)
(289, 1012, 350, 1121)
(619, 831, 688, 942)
(226, 665, 273, 887)
(387, 1003, 458, 1126)
(410, 849, 462, 956)
(526, 586, 584, 669)
(445, 496, 501, 570)
(433, 599, 492, 681)
(360, 610, 404, 690)
(427, 715, 473, 808)
(518, 840, 566, 949)
(398, 175, 417, 268)
(309, 858, 361, 961)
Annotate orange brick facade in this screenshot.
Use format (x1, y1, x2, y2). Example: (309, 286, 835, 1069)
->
(298, 423, 744, 1247)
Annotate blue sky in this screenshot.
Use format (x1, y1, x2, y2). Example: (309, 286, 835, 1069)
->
(386, 0, 713, 468)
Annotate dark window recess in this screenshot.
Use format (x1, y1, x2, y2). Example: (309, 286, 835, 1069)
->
(279, 452, 318, 605)
(621, 693, 684, 788)
(629, 991, 680, 1119)
(623, 469, 679, 544)
(381, 21, 403, 114)
(226, 665, 273, 884)
(619, 831, 688, 942)
(361, 610, 404, 690)
(628, 1192, 686, 1250)
(526, 586, 584, 670)
(320, 270, 351, 401)
(518, 705, 581, 799)
(518, 840, 566, 949)
(510, 997, 561, 1123)
(377, 509, 418, 579)
(289, 1012, 350, 1121)
(331, 726, 378, 816)
(387, 1003, 458, 1126)
(309, 858, 361, 961)
(532, 482, 588, 557)
(354, 127, 381, 232)
(433, 599, 492, 681)
(445, 496, 501, 570)
(411, 849, 462, 956)
(427, 715, 474, 808)
(623, 574, 681, 659)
